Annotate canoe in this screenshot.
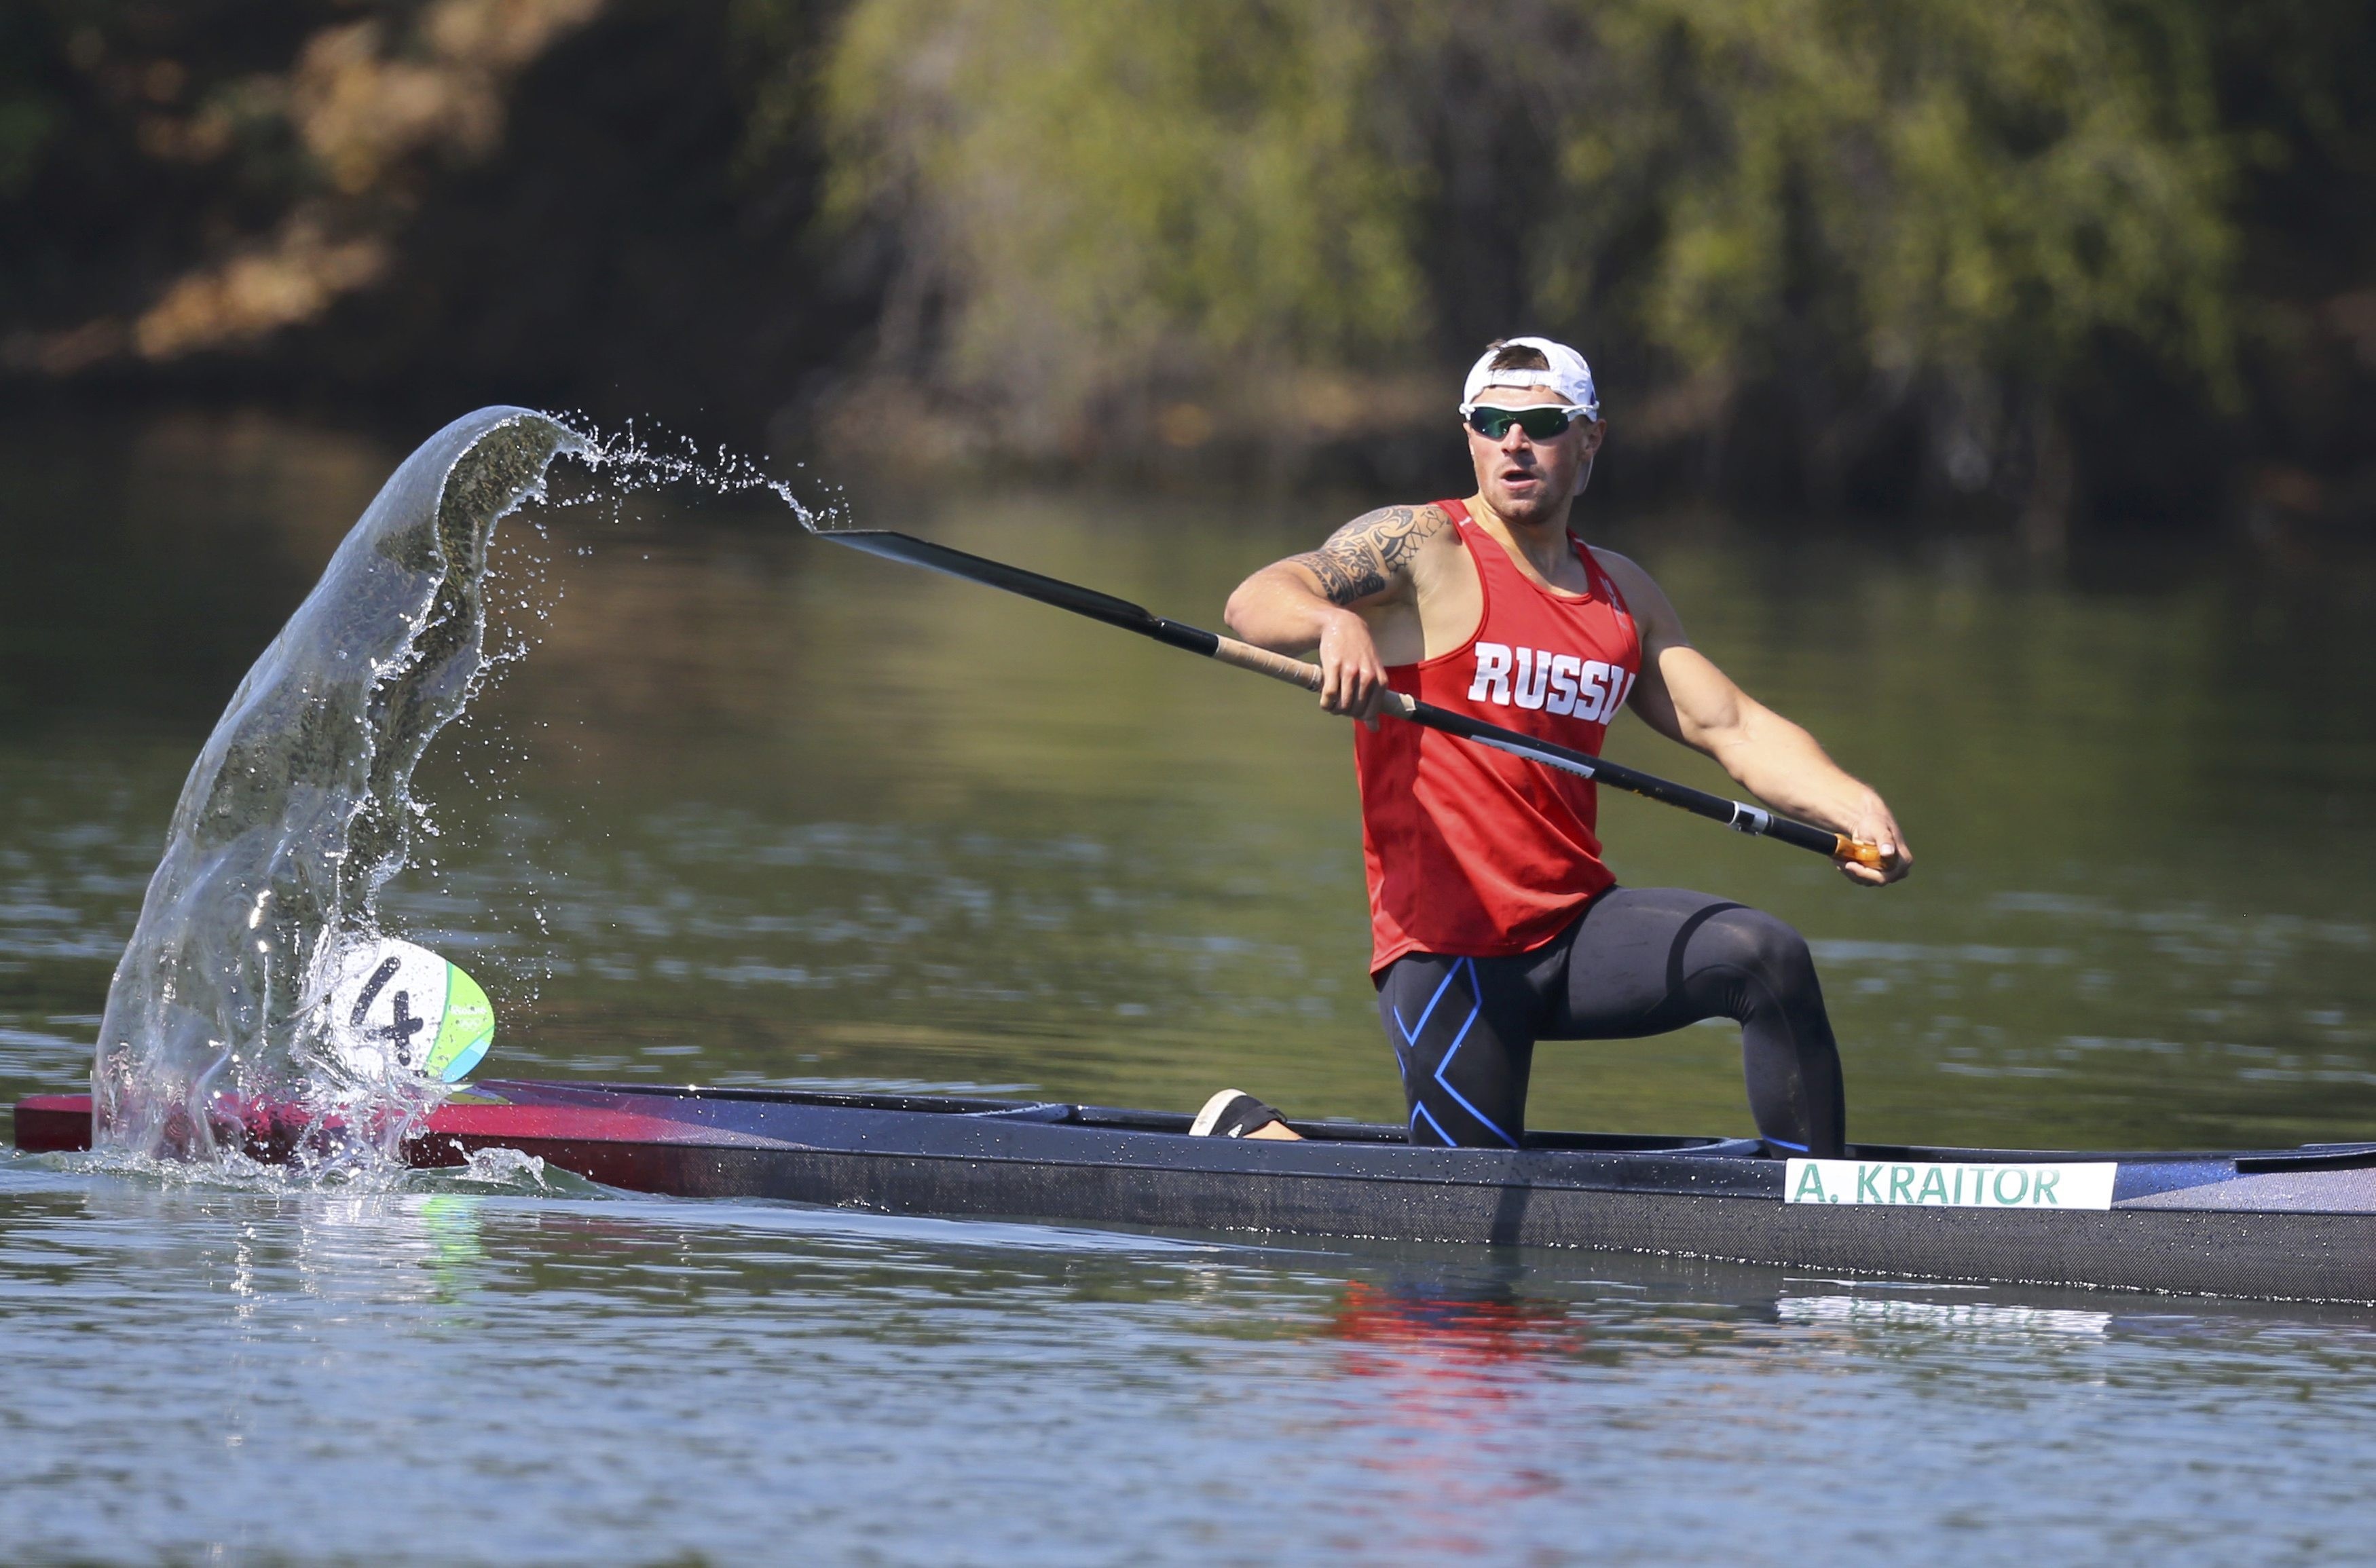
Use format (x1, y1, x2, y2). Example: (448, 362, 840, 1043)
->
(16, 1079, 2376, 1301)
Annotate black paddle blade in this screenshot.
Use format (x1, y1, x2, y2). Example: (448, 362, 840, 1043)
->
(821, 529, 1221, 655)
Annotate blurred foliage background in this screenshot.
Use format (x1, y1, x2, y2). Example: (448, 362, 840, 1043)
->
(3, 0, 2370, 538)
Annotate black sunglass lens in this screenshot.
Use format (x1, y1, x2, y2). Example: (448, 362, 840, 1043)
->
(1469, 407, 1575, 439)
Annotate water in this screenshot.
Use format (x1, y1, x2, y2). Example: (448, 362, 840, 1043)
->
(8, 1157, 2376, 1566)
(7, 408, 2376, 1561)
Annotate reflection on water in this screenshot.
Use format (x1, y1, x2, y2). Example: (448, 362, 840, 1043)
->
(6, 409, 2376, 1558)
(1777, 1291, 2113, 1337)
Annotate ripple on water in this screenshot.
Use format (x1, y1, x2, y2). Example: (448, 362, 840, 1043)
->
(4, 1174, 2376, 1565)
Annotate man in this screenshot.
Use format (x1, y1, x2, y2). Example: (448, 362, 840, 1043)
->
(1189, 337, 1908, 1156)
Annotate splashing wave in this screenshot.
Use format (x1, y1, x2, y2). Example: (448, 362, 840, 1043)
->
(94, 409, 582, 1159)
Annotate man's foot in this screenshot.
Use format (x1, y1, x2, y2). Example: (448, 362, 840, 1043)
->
(1188, 1089, 1298, 1140)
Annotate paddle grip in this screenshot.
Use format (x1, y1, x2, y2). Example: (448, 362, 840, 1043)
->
(1835, 836, 1890, 870)
(1775, 819, 1891, 869)
(1210, 636, 1322, 691)
(1209, 638, 1427, 722)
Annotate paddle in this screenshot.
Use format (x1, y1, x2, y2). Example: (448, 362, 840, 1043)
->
(820, 528, 1885, 868)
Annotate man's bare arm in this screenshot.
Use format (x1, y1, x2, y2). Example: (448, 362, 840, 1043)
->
(1286, 504, 1440, 608)
(1599, 550, 1912, 886)
(1224, 504, 1445, 717)
(1227, 506, 1439, 638)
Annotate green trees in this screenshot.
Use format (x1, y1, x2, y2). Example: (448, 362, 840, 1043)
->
(1, 0, 2368, 528)
(811, 0, 2252, 517)
(814, 1, 1426, 451)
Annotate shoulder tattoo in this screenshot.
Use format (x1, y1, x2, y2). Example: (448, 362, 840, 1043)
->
(1287, 504, 1444, 605)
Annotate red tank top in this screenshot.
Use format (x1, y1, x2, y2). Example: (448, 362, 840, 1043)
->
(1353, 499, 1641, 973)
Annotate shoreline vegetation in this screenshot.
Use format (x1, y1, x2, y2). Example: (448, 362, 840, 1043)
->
(2, 0, 2370, 541)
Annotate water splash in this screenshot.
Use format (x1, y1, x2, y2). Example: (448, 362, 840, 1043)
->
(566, 414, 836, 527)
(88, 405, 835, 1169)
(52, 1125, 602, 1201)
(94, 408, 582, 1160)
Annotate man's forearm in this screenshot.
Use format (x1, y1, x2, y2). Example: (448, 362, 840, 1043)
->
(1223, 567, 1343, 654)
(1708, 711, 1881, 832)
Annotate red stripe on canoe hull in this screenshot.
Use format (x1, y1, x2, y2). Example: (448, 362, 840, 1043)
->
(13, 1095, 94, 1153)
(7, 1094, 754, 1164)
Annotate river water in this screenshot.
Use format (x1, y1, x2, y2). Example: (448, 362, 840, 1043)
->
(5, 409, 2376, 1563)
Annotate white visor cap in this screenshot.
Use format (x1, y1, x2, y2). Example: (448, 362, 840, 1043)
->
(1461, 337, 1599, 421)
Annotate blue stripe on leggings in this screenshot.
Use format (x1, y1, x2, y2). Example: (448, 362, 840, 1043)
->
(1429, 958, 1517, 1148)
(1390, 961, 1464, 1047)
(1389, 958, 1520, 1149)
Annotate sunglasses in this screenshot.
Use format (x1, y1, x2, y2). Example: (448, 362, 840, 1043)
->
(1461, 403, 1593, 441)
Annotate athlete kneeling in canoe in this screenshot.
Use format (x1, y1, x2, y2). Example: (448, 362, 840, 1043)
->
(1191, 336, 1908, 1156)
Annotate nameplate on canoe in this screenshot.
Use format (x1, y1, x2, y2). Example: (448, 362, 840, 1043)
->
(1785, 1159, 2116, 1210)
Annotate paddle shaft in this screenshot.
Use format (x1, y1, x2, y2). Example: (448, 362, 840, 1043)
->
(821, 529, 1883, 867)
(1206, 636, 1871, 861)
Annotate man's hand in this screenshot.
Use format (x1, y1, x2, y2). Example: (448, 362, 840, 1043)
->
(1836, 794, 1912, 887)
(1316, 610, 1390, 723)
(1223, 506, 1445, 717)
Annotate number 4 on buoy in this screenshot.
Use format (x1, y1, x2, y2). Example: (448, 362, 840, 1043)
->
(322, 938, 495, 1084)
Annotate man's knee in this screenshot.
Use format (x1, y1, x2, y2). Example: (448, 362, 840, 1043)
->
(1698, 906, 1819, 995)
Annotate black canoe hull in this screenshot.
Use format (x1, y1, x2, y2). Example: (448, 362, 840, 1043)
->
(462, 1137, 2376, 1301)
(18, 1078, 2376, 1301)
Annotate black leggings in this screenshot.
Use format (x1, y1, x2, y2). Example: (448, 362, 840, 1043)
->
(1376, 888, 1846, 1156)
